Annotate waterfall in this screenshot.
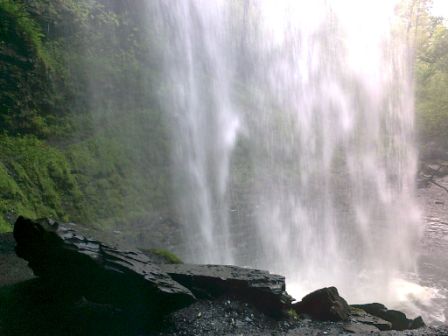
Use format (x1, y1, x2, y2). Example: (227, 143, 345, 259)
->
(159, 1, 241, 264)
(157, 0, 422, 306)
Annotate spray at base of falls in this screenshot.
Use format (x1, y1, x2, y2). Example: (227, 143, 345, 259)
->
(156, 0, 437, 320)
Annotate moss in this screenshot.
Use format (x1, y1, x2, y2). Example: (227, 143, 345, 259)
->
(0, 0, 51, 67)
(0, 131, 163, 232)
(0, 163, 27, 231)
(0, 135, 83, 231)
(146, 248, 183, 264)
(0, 216, 11, 232)
(60, 107, 172, 228)
(349, 306, 367, 315)
(0, 1, 171, 233)
(286, 308, 299, 320)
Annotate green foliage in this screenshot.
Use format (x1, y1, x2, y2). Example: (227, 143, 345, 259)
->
(286, 308, 299, 320)
(146, 248, 183, 264)
(0, 135, 85, 230)
(0, 0, 53, 136)
(0, 0, 173, 235)
(62, 106, 171, 229)
(0, 124, 171, 233)
(0, 0, 173, 234)
(414, 2, 448, 146)
(0, 0, 51, 66)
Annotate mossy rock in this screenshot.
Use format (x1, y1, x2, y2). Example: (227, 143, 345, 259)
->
(140, 248, 183, 265)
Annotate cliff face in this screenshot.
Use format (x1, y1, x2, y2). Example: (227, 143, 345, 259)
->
(0, 0, 446, 234)
(0, 0, 172, 232)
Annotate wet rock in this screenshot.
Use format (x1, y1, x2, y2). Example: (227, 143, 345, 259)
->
(292, 287, 350, 321)
(420, 142, 448, 161)
(139, 248, 183, 265)
(0, 232, 16, 254)
(349, 306, 392, 331)
(352, 303, 385, 316)
(352, 303, 425, 330)
(0, 233, 34, 286)
(409, 316, 426, 329)
(160, 264, 293, 316)
(13, 216, 196, 316)
(385, 309, 414, 330)
(410, 316, 426, 329)
(343, 322, 380, 333)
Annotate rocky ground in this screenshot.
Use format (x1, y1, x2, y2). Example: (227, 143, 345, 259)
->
(1, 172, 448, 336)
(1, 227, 447, 336)
(416, 172, 448, 323)
(1, 277, 447, 336)
(157, 298, 448, 336)
(0, 233, 33, 286)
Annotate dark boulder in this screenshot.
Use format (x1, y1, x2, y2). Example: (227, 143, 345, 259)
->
(160, 264, 293, 316)
(292, 287, 350, 321)
(13, 216, 196, 317)
(410, 316, 426, 329)
(351, 303, 425, 330)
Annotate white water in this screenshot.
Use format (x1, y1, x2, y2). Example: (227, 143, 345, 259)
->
(159, 1, 241, 264)
(157, 0, 428, 315)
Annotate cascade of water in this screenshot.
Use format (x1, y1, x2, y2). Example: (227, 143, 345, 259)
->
(157, 0, 422, 306)
(243, 0, 421, 304)
(158, 1, 241, 264)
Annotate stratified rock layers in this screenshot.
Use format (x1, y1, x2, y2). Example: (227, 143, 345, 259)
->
(12, 216, 426, 332)
(13, 216, 196, 316)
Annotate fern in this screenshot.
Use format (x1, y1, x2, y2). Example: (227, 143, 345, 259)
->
(0, 0, 52, 67)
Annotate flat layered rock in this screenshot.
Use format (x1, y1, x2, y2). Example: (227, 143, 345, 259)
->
(349, 306, 392, 331)
(160, 264, 293, 316)
(351, 303, 425, 331)
(13, 216, 196, 316)
(343, 322, 380, 333)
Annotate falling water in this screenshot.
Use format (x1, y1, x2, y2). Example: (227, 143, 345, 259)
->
(159, 1, 241, 264)
(240, 1, 422, 304)
(157, 0, 423, 308)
